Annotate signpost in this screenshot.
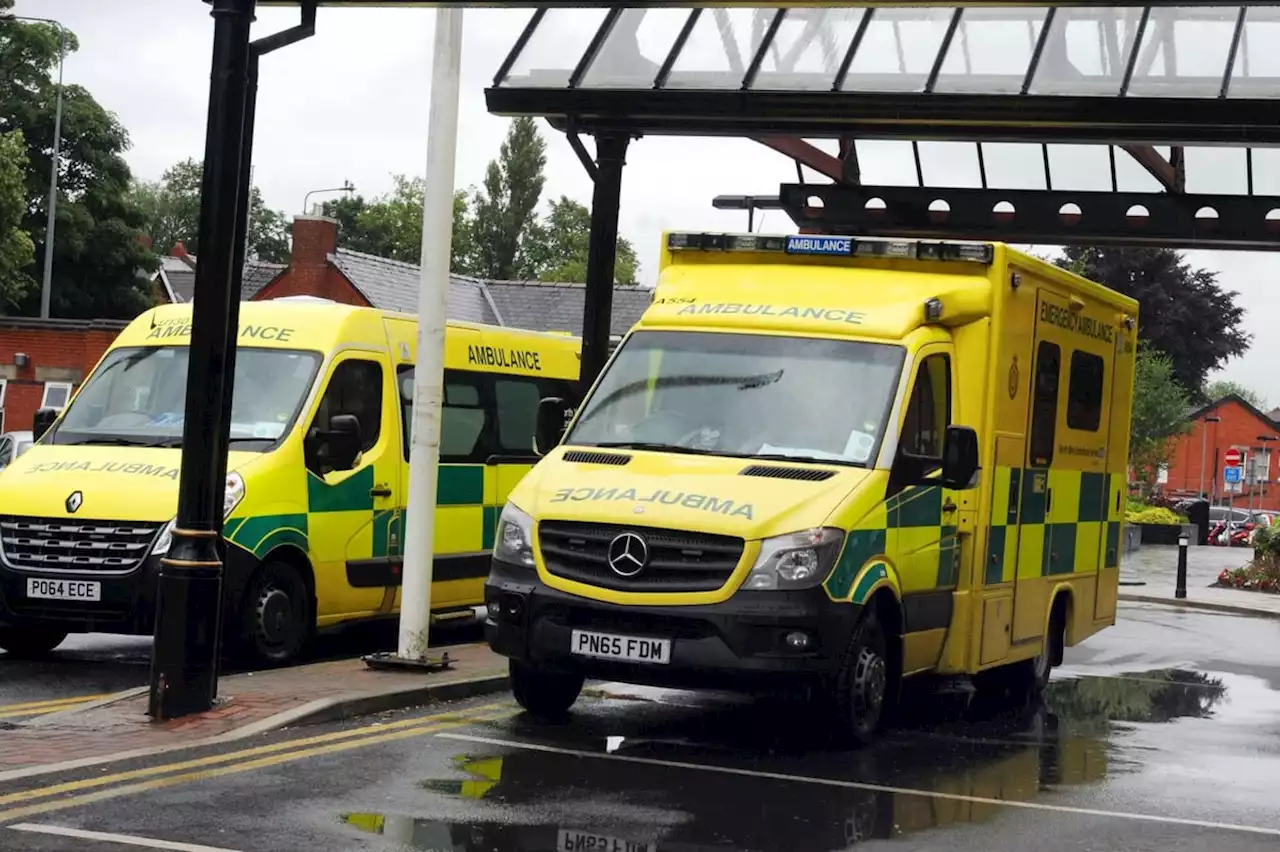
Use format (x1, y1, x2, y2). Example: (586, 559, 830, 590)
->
(1225, 450, 1245, 528)
(1225, 447, 1243, 468)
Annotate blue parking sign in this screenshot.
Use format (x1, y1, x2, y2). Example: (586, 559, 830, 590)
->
(1225, 466, 1243, 484)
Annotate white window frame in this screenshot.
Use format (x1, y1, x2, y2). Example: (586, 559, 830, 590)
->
(41, 381, 73, 411)
(0, 378, 7, 433)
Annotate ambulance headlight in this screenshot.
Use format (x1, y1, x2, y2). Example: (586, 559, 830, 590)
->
(742, 527, 845, 591)
(495, 502, 535, 568)
(152, 474, 244, 557)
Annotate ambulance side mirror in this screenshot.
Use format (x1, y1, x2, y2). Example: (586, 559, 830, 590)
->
(535, 398, 573, 456)
(32, 407, 58, 442)
(939, 426, 980, 490)
(326, 414, 363, 471)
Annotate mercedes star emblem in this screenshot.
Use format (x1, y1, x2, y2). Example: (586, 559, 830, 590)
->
(607, 531, 649, 578)
(65, 490, 83, 514)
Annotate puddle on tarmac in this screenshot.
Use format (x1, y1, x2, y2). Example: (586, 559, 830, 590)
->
(1045, 668, 1228, 725)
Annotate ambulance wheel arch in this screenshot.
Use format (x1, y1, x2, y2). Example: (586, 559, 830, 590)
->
(223, 541, 317, 666)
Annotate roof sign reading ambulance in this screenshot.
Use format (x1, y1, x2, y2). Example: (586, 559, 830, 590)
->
(666, 232, 993, 265)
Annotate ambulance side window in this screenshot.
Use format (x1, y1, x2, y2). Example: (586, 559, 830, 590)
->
(493, 378, 543, 456)
(900, 354, 952, 469)
(1029, 341, 1061, 467)
(309, 359, 382, 473)
(1067, 349, 1105, 432)
(398, 367, 489, 464)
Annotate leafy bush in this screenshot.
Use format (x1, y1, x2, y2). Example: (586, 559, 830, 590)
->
(1217, 563, 1280, 593)
(1124, 506, 1187, 525)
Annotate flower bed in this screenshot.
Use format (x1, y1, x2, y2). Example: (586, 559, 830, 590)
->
(1217, 524, 1280, 593)
(1217, 564, 1280, 594)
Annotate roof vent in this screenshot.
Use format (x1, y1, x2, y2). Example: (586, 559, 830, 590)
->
(739, 464, 836, 482)
(563, 450, 632, 466)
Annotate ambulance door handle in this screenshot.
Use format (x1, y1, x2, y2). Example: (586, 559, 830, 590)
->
(371, 486, 393, 498)
(942, 499, 957, 513)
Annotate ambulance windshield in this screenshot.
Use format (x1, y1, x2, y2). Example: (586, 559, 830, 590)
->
(48, 346, 322, 450)
(567, 331, 904, 467)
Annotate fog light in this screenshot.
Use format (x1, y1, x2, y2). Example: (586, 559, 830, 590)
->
(784, 631, 811, 650)
(501, 594, 525, 623)
(485, 600, 500, 621)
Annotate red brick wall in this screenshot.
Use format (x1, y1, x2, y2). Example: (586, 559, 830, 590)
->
(1164, 398, 1280, 504)
(253, 216, 369, 306)
(0, 321, 125, 433)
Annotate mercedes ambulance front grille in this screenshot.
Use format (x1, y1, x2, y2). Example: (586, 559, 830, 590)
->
(0, 516, 161, 574)
(538, 521, 744, 593)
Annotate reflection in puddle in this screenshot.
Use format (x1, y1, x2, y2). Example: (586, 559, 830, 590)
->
(1047, 669, 1227, 725)
(348, 702, 1110, 850)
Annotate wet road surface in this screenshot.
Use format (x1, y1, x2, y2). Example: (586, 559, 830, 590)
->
(3, 600, 1280, 851)
(0, 621, 484, 721)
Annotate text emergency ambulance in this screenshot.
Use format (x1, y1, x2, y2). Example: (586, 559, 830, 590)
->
(0, 299, 580, 664)
(485, 232, 1137, 743)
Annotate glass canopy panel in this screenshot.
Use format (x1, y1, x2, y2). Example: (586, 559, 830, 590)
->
(579, 8, 690, 89)
(1126, 6, 1239, 98)
(840, 7, 957, 93)
(499, 7, 609, 89)
(750, 7, 868, 92)
(665, 7, 778, 89)
(1229, 13, 1280, 98)
(934, 7, 1048, 94)
(1027, 6, 1144, 96)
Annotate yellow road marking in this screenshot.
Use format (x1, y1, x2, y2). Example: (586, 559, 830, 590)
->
(0, 707, 517, 825)
(0, 700, 514, 809)
(0, 695, 110, 720)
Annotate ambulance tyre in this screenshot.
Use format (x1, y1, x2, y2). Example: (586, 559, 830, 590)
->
(831, 608, 889, 747)
(0, 626, 68, 657)
(240, 560, 311, 667)
(509, 660, 584, 719)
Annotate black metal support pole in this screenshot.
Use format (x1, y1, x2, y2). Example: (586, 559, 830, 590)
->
(149, 0, 256, 721)
(578, 133, 629, 392)
(1175, 534, 1189, 600)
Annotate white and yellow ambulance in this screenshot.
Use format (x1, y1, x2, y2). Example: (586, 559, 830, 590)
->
(0, 299, 580, 664)
(485, 232, 1138, 743)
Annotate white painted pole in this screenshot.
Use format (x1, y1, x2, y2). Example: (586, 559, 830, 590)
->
(398, 6, 463, 661)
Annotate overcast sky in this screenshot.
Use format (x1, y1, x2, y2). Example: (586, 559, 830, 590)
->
(23, 1, 1280, 403)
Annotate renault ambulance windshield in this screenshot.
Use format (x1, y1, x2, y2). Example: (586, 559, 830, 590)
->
(567, 330, 904, 466)
(47, 346, 321, 450)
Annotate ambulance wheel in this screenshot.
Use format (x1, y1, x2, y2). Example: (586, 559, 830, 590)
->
(832, 609, 889, 747)
(0, 626, 68, 657)
(240, 561, 310, 667)
(509, 660, 583, 719)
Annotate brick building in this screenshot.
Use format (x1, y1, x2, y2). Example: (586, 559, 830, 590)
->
(0, 317, 128, 435)
(0, 215, 652, 433)
(1163, 394, 1280, 505)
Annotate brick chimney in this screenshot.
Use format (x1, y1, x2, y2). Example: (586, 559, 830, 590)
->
(291, 215, 339, 268)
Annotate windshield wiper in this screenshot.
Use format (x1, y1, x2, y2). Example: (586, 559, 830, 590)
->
(71, 437, 170, 448)
(750, 452, 863, 468)
(589, 441, 718, 456)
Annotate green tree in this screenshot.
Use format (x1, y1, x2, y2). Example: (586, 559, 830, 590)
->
(469, 117, 546, 279)
(320, 177, 476, 273)
(132, 158, 291, 263)
(527, 196, 639, 285)
(0, 6, 156, 317)
(1203, 379, 1266, 411)
(0, 129, 34, 309)
(1130, 345, 1194, 491)
(1058, 246, 1249, 395)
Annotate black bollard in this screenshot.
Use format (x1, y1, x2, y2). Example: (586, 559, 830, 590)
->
(1175, 535, 1189, 599)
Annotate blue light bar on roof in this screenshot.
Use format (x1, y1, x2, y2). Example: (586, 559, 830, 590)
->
(666, 232, 994, 265)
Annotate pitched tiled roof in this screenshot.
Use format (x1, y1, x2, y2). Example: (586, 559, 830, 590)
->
(483, 280, 652, 337)
(327, 249, 498, 324)
(158, 255, 285, 303)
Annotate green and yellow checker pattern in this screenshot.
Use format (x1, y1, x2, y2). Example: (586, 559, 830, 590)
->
(983, 467, 1121, 585)
(825, 484, 961, 603)
(223, 463, 531, 568)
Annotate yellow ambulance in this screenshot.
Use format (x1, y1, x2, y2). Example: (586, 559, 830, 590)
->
(0, 298, 581, 664)
(485, 232, 1138, 743)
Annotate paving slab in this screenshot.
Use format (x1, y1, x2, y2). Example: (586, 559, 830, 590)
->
(0, 642, 509, 780)
(1119, 544, 1280, 619)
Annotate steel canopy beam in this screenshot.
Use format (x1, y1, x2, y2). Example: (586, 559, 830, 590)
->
(259, 2, 1280, 7)
(1123, 144, 1185, 194)
(778, 183, 1280, 251)
(492, 88, 1280, 147)
(753, 136, 846, 183)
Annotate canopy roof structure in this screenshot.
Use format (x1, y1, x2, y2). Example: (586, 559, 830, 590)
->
(487, 3, 1280, 249)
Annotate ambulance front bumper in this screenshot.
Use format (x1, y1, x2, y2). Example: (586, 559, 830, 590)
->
(484, 558, 859, 692)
